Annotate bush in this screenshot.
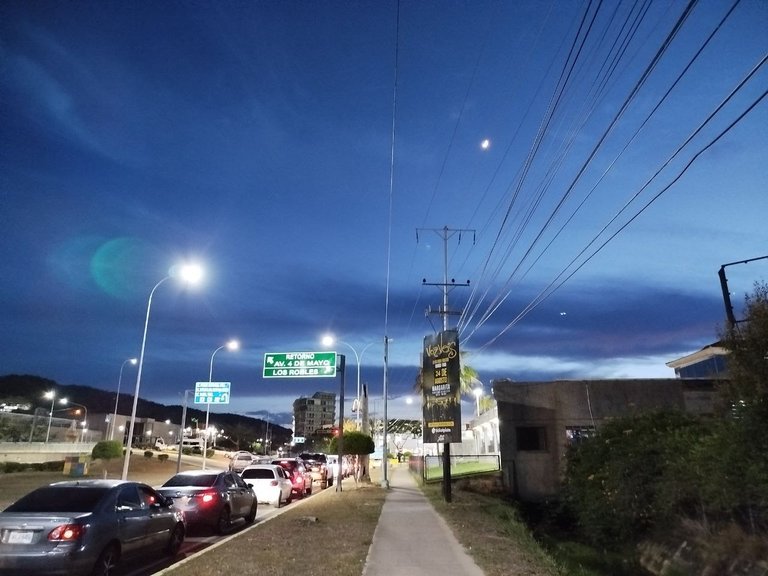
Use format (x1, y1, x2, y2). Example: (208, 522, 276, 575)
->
(92, 440, 123, 461)
(562, 411, 703, 548)
(144, 450, 154, 459)
(158, 453, 169, 463)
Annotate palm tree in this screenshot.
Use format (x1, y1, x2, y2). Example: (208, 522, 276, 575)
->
(414, 351, 480, 398)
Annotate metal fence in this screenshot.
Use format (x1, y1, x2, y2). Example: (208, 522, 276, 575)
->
(409, 453, 501, 483)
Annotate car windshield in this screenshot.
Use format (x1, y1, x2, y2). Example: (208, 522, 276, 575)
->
(162, 473, 218, 487)
(6, 486, 109, 513)
(241, 469, 273, 479)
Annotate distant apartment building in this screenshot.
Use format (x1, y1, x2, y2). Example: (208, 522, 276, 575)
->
(293, 391, 336, 438)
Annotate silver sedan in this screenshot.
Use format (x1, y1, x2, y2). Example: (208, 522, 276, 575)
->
(0, 479, 185, 576)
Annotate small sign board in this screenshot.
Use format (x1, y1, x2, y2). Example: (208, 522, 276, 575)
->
(194, 381, 231, 404)
(263, 351, 337, 378)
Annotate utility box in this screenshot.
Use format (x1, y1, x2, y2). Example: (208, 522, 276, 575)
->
(63, 454, 90, 477)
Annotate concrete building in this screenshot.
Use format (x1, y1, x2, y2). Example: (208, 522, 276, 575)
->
(293, 391, 336, 438)
(493, 378, 717, 501)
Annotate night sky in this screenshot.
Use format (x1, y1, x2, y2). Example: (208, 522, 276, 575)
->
(1, 1, 766, 427)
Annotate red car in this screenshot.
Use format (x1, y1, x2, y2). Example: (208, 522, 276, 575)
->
(271, 458, 313, 497)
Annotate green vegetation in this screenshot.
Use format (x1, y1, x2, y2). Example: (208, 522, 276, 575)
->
(329, 430, 374, 455)
(91, 440, 123, 461)
(557, 282, 768, 567)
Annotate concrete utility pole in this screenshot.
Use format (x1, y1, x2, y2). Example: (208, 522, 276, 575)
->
(418, 225, 474, 503)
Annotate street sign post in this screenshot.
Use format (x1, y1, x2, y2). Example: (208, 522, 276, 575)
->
(263, 351, 337, 378)
(194, 381, 231, 404)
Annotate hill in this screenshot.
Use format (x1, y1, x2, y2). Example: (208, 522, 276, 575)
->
(0, 374, 292, 449)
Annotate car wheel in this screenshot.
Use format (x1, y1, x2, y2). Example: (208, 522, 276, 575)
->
(91, 543, 119, 576)
(165, 523, 185, 555)
(273, 496, 282, 508)
(285, 492, 293, 504)
(216, 506, 232, 534)
(327, 476, 333, 487)
(245, 501, 257, 524)
(306, 483, 313, 495)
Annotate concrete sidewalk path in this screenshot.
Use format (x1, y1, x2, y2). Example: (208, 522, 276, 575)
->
(363, 466, 485, 576)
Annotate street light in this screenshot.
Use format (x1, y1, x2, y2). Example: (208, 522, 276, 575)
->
(60, 399, 88, 441)
(121, 262, 204, 480)
(111, 357, 138, 440)
(322, 335, 374, 426)
(473, 386, 483, 417)
(44, 390, 58, 443)
(202, 339, 239, 470)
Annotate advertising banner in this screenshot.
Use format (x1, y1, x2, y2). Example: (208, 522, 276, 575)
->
(422, 329, 462, 443)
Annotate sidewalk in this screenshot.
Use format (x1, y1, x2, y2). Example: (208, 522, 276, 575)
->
(362, 466, 485, 576)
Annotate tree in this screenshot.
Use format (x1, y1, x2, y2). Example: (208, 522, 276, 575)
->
(329, 431, 375, 485)
(92, 440, 123, 462)
(413, 350, 481, 397)
(719, 281, 768, 408)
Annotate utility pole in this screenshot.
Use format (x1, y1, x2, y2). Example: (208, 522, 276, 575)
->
(418, 225, 474, 502)
(718, 254, 768, 329)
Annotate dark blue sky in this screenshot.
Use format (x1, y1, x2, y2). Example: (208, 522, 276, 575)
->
(1, 1, 766, 427)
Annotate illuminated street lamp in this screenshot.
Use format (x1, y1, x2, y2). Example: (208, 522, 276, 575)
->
(44, 390, 59, 443)
(473, 386, 483, 417)
(111, 357, 137, 440)
(61, 399, 88, 441)
(121, 262, 204, 480)
(202, 339, 239, 470)
(321, 335, 374, 426)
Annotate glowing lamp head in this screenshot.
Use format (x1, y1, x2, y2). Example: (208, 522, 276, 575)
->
(170, 263, 204, 285)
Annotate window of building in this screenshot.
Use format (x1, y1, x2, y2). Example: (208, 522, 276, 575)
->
(565, 426, 594, 445)
(516, 426, 547, 451)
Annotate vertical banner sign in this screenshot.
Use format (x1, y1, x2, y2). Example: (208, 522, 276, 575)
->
(422, 329, 462, 443)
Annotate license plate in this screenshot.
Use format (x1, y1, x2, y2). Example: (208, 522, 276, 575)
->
(7, 530, 34, 544)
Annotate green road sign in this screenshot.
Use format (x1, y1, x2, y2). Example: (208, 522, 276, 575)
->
(263, 351, 337, 378)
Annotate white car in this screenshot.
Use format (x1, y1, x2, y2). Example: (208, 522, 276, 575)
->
(240, 464, 293, 507)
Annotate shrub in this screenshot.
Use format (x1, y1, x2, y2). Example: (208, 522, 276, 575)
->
(92, 440, 123, 461)
(562, 411, 702, 548)
(158, 453, 169, 463)
(144, 450, 154, 459)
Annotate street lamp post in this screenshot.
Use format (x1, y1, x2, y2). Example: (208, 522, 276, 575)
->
(322, 336, 374, 426)
(61, 400, 88, 442)
(111, 357, 137, 441)
(202, 339, 239, 470)
(473, 387, 483, 417)
(121, 263, 203, 480)
(44, 390, 57, 443)
(176, 389, 193, 473)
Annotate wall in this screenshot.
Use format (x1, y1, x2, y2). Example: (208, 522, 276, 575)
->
(493, 378, 716, 501)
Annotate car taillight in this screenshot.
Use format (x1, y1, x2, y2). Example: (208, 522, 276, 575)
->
(197, 490, 219, 504)
(270, 480, 278, 486)
(49, 524, 85, 541)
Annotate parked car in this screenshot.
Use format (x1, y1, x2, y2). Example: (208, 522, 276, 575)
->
(240, 464, 293, 507)
(271, 458, 313, 497)
(0, 479, 185, 576)
(299, 452, 330, 489)
(156, 470, 257, 534)
(228, 451, 256, 473)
